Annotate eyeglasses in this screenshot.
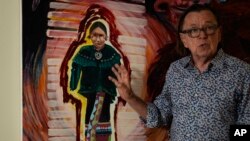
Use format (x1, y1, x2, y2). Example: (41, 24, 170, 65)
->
(180, 24, 219, 38)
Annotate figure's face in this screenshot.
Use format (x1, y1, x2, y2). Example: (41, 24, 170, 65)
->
(180, 10, 221, 60)
(90, 27, 107, 51)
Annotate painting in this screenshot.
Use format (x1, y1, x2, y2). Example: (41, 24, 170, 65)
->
(23, 0, 250, 141)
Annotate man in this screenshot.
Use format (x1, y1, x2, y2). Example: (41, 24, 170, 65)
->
(109, 4, 250, 140)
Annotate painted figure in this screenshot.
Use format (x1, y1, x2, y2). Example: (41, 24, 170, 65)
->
(60, 4, 130, 141)
(69, 21, 121, 140)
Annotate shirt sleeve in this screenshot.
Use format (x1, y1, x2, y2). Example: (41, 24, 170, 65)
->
(236, 66, 250, 124)
(69, 62, 81, 91)
(143, 64, 174, 128)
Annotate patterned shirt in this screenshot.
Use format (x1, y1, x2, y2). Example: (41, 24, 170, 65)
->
(144, 49, 250, 141)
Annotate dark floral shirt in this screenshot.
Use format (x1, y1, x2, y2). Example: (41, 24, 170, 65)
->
(145, 49, 250, 141)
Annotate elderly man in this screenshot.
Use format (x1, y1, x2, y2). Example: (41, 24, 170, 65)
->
(109, 4, 250, 141)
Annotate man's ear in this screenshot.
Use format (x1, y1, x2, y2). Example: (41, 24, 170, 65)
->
(180, 33, 188, 48)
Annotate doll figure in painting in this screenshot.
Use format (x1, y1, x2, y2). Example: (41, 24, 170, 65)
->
(60, 4, 130, 141)
(69, 21, 121, 141)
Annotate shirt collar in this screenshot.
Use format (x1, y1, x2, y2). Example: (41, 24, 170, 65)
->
(184, 48, 225, 70)
(210, 49, 225, 69)
(183, 55, 193, 69)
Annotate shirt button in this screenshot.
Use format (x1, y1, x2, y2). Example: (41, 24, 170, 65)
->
(194, 94, 198, 97)
(187, 134, 190, 137)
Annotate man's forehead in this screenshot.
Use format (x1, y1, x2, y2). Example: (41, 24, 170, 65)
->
(184, 10, 217, 25)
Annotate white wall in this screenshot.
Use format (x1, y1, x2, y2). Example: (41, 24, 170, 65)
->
(0, 0, 21, 140)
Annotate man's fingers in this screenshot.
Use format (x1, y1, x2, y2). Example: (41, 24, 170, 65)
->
(108, 76, 121, 87)
(120, 65, 128, 76)
(110, 64, 129, 88)
(114, 64, 128, 76)
(120, 64, 126, 70)
(108, 76, 117, 84)
(115, 64, 124, 74)
(112, 67, 121, 80)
